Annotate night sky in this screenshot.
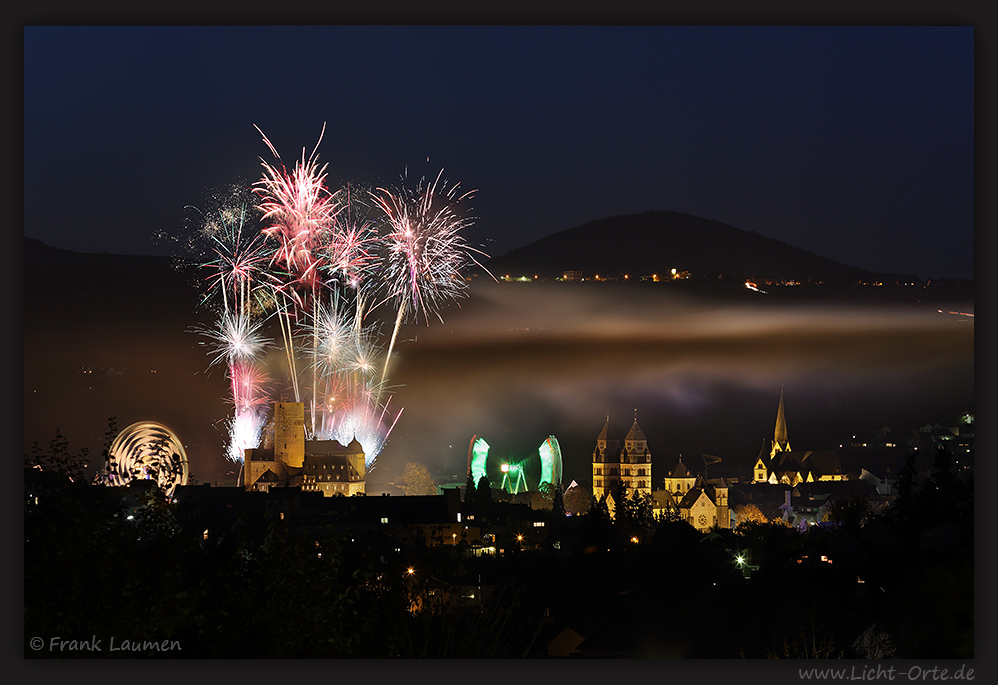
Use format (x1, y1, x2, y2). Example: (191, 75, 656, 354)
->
(24, 25, 974, 279)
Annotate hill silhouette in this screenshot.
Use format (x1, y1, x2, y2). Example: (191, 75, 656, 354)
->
(483, 210, 906, 283)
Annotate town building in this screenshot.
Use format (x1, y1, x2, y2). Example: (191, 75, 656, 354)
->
(661, 456, 697, 497)
(676, 476, 731, 532)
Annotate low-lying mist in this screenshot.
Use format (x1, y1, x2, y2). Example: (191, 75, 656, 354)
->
(377, 282, 973, 487)
(23, 279, 973, 490)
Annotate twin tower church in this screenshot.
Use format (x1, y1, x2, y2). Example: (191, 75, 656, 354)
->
(590, 391, 838, 531)
(590, 410, 728, 532)
(591, 411, 653, 503)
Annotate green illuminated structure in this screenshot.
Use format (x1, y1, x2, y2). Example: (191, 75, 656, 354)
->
(468, 436, 489, 486)
(538, 436, 563, 489)
(500, 462, 527, 495)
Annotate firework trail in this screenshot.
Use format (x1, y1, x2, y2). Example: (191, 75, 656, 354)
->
(187, 186, 277, 469)
(370, 168, 489, 388)
(303, 296, 400, 466)
(253, 123, 342, 427)
(198, 198, 275, 315)
(180, 126, 490, 473)
(253, 122, 340, 292)
(225, 360, 271, 464)
(321, 185, 381, 294)
(191, 311, 274, 467)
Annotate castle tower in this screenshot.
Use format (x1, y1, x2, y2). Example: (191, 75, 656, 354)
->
(621, 411, 652, 498)
(274, 402, 306, 468)
(244, 401, 307, 491)
(347, 437, 366, 483)
(592, 415, 620, 502)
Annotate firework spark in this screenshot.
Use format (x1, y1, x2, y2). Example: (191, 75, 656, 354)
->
(370, 168, 489, 388)
(253, 123, 340, 291)
(200, 205, 274, 315)
(195, 310, 272, 368)
(179, 126, 488, 475)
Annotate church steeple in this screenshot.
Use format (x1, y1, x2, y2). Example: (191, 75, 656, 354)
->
(771, 388, 791, 457)
(624, 409, 647, 445)
(596, 413, 619, 456)
(593, 414, 621, 504)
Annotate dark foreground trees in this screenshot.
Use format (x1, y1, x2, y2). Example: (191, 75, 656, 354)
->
(24, 467, 540, 658)
(24, 443, 972, 658)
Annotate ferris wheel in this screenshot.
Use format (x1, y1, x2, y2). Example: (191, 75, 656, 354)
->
(104, 421, 189, 498)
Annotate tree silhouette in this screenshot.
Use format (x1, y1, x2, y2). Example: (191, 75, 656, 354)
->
(390, 462, 437, 496)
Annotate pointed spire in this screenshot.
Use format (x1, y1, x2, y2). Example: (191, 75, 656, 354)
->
(625, 409, 646, 443)
(772, 387, 791, 457)
(597, 413, 616, 442)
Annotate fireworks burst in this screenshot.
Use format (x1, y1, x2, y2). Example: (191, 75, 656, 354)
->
(178, 125, 488, 474)
(372, 168, 483, 323)
(200, 205, 274, 315)
(195, 310, 272, 368)
(371, 168, 490, 388)
(253, 123, 340, 292)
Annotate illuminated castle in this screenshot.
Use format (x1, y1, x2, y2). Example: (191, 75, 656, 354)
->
(591, 412, 653, 503)
(751, 390, 844, 485)
(244, 401, 366, 496)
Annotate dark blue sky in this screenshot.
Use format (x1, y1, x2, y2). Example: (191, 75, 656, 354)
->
(24, 25, 974, 278)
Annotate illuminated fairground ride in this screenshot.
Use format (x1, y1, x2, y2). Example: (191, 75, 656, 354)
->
(102, 421, 189, 499)
(466, 434, 563, 495)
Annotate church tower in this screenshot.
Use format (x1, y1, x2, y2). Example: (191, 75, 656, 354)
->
(770, 388, 791, 458)
(592, 415, 620, 502)
(621, 411, 652, 498)
(753, 389, 793, 483)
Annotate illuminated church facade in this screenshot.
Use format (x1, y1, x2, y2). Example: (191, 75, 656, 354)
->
(591, 413, 653, 503)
